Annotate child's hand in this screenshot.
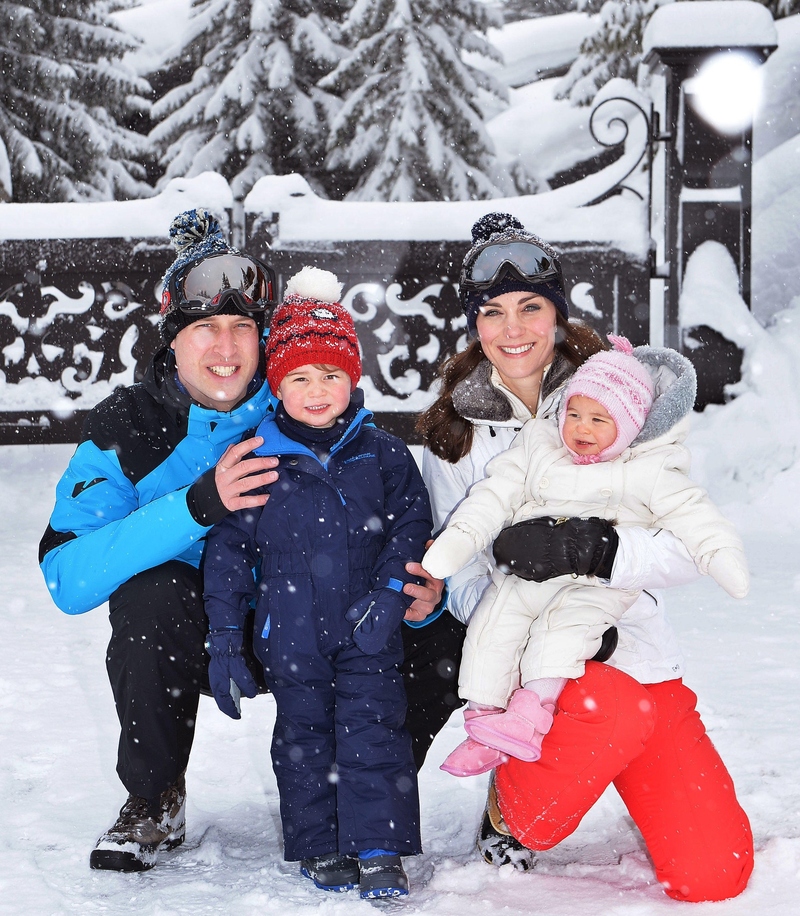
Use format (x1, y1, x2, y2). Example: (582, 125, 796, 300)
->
(346, 588, 409, 654)
(421, 528, 479, 580)
(707, 547, 750, 598)
(205, 628, 259, 718)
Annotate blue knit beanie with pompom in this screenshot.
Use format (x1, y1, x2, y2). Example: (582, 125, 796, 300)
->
(460, 212, 569, 336)
(158, 208, 252, 344)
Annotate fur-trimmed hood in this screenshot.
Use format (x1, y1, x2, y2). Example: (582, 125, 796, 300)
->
(629, 345, 697, 445)
(451, 345, 697, 442)
(553, 344, 698, 447)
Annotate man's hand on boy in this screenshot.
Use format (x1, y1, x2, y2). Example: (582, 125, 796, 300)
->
(404, 540, 444, 622)
(215, 436, 280, 512)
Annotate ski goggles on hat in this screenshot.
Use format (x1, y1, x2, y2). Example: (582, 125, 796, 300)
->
(460, 239, 563, 292)
(166, 252, 278, 317)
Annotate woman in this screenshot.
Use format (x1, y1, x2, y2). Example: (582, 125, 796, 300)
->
(416, 212, 753, 903)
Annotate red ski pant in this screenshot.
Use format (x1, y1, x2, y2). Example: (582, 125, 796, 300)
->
(494, 662, 753, 902)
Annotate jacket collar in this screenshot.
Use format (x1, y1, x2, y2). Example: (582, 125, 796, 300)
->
(255, 389, 373, 465)
(451, 352, 574, 424)
(142, 344, 274, 427)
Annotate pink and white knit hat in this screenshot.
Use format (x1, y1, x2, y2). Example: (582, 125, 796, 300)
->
(559, 335, 655, 464)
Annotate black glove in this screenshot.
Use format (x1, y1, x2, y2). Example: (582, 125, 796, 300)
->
(492, 517, 619, 582)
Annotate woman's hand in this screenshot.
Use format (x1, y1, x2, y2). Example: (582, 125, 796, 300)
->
(493, 517, 619, 581)
(404, 540, 445, 622)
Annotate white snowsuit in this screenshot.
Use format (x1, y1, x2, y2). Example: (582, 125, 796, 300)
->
(423, 348, 749, 709)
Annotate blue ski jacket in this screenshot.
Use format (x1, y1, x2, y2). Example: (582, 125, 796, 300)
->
(203, 400, 433, 653)
(39, 346, 275, 615)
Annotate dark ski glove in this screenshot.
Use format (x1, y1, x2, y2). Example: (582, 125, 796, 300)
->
(492, 517, 619, 582)
(345, 585, 410, 655)
(591, 624, 619, 663)
(205, 627, 259, 719)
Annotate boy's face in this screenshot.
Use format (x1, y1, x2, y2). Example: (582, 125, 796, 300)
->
(276, 363, 352, 428)
(562, 395, 617, 457)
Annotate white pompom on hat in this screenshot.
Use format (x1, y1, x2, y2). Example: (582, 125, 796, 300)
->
(559, 335, 655, 464)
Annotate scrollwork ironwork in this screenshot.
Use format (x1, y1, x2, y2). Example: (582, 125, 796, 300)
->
(586, 95, 654, 204)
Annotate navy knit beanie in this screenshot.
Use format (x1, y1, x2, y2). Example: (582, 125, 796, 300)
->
(460, 212, 569, 336)
(159, 208, 263, 344)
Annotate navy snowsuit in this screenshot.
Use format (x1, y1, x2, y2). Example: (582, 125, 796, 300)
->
(203, 397, 433, 860)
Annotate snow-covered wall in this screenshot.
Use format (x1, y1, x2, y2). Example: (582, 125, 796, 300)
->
(0, 165, 652, 444)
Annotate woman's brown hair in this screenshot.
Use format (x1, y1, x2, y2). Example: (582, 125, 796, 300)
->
(416, 313, 607, 464)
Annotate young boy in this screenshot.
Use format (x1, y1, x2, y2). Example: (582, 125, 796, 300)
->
(422, 336, 749, 776)
(203, 267, 432, 898)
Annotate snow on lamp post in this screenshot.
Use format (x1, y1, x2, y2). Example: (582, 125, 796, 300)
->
(643, 0, 777, 360)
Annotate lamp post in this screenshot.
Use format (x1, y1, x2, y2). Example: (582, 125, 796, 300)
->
(643, 1, 777, 378)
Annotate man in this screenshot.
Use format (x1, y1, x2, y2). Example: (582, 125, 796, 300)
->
(39, 208, 447, 872)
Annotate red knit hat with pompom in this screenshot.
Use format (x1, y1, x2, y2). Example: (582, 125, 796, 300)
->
(265, 266, 362, 393)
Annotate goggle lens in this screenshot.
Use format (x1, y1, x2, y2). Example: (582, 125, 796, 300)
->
(462, 240, 561, 290)
(175, 254, 277, 315)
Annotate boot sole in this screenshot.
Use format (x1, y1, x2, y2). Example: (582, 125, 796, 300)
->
(360, 886, 409, 899)
(90, 832, 185, 872)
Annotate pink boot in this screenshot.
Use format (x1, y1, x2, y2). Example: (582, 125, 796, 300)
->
(440, 708, 509, 777)
(465, 689, 554, 762)
(440, 737, 508, 777)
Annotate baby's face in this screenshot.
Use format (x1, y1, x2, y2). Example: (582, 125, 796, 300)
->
(276, 363, 352, 428)
(562, 395, 617, 457)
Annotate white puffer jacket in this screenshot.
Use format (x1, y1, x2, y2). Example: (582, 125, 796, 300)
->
(422, 349, 715, 685)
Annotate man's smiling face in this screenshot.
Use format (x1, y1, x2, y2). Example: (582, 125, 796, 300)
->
(170, 313, 260, 412)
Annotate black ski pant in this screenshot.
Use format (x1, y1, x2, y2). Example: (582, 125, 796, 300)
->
(401, 611, 468, 770)
(106, 561, 210, 802)
(106, 561, 467, 801)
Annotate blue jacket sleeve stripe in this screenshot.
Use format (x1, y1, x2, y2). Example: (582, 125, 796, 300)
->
(41, 440, 210, 615)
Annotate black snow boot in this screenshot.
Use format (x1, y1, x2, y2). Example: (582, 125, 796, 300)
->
(476, 777, 535, 871)
(301, 853, 360, 892)
(358, 854, 409, 898)
(89, 774, 186, 872)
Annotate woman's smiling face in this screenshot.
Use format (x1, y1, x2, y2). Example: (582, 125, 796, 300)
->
(475, 291, 558, 388)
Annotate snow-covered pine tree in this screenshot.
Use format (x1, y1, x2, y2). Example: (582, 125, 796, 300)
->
(558, 0, 798, 109)
(320, 0, 511, 202)
(556, 0, 658, 107)
(757, 0, 799, 16)
(150, 0, 347, 199)
(0, 0, 153, 202)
